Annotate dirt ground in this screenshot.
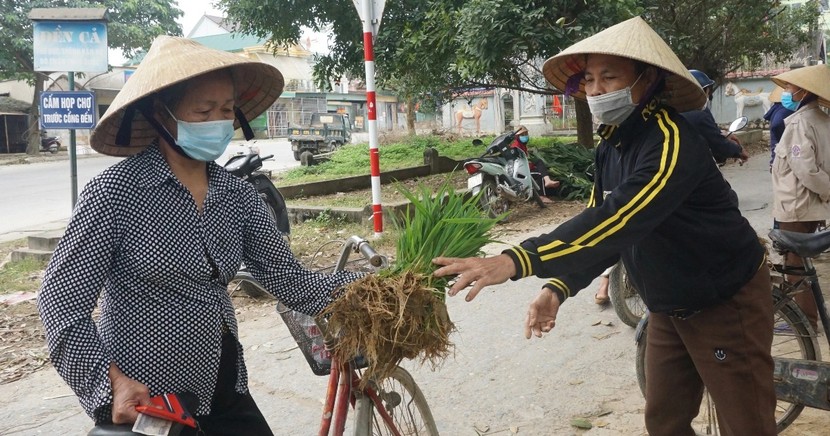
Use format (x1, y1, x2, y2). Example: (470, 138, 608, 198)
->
(4, 138, 830, 434)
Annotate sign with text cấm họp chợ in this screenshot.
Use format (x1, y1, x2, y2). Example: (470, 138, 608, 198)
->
(40, 91, 97, 130)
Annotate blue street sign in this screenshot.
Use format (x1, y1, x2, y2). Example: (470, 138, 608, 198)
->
(40, 91, 97, 129)
(33, 21, 108, 72)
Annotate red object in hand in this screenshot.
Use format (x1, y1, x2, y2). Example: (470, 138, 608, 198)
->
(135, 393, 197, 428)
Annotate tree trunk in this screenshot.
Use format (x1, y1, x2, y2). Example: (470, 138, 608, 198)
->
(26, 75, 44, 155)
(406, 97, 416, 135)
(574, 99, 594, 149)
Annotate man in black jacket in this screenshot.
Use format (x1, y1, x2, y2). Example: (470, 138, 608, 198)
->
(682, 69, 748, 164)
(433, 17, 775, 436)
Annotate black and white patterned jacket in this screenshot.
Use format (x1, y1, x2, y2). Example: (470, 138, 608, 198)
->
(38, 145, 360, 421)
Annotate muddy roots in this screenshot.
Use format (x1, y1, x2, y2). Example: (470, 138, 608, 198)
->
(319, 271, 455, 385)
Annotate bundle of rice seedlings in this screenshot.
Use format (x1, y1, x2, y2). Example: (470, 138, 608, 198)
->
(319, 178, 501, 384)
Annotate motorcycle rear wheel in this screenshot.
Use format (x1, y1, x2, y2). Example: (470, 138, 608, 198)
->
(478, 178, 510, 220)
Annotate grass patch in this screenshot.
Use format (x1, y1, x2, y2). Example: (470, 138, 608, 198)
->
(288, 216, 400, 269)
(274, 134, 580, 185)
(0, 257, 47, 295)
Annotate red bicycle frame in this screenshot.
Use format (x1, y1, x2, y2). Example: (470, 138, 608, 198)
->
(318, 355, 401, 436)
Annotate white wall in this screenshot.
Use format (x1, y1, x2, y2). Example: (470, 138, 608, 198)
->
(0, 80, 35, 103)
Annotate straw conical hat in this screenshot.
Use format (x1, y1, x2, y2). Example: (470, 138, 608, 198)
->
(91, 36, 284, 157)
(542, 16, 706, 112)
(769, 85, 784, 103)
(772, 65, 830, 108)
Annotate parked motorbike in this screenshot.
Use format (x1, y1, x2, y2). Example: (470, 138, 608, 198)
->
(463, 131, 546, 219)
(223, 150, 291, 237)
(223, 150, 292, 299)
(39, 132, 60, 154)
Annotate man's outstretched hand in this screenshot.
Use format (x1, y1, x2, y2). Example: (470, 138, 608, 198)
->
(432, 254, 516, 301)
(525, 288, 561, 339)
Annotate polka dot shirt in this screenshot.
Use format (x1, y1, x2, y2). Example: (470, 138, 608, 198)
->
(37, 144, 361, 421)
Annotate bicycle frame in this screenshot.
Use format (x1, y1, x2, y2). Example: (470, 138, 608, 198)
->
(768, 255, 830, 411)
(771, 255, 830, 349)
(318, 357, 401, 436)
(316, 236, 401, 436)
(234, 236, 436, 435)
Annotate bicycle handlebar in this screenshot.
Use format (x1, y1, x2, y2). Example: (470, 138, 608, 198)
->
(358, 239, 385, 268)
(334, 235, 387, 273)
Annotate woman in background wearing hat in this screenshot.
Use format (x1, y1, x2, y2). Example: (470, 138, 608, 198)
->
(433, 17, 775, 435)
(770, 65, 830, 332)
(764, 85, 795, 169)
(37, 36, 361, 434)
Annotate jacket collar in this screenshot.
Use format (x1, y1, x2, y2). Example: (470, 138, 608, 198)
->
(135, 143, 234, 194)
(597, 97, 663, 146)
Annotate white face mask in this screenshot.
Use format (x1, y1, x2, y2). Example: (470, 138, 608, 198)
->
(586, 72, 645, 125)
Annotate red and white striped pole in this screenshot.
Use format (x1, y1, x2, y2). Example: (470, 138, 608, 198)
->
(359, 0, 383, 236)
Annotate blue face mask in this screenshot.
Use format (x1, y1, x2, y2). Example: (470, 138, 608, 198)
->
(518, 135, 529, 143)
(166, 106, 235, 161)
(781, 91, 800, 111)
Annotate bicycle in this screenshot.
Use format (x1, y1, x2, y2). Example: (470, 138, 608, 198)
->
(89, 235, 439, 436)
(238, 235, 439, 436)
(634, 228, 830, 434)
(607, 261, 646, 328)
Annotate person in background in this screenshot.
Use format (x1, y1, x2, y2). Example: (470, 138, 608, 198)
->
(593, 266, 613, 306)
(764, 85, 795, 169)
(433, 17, 775, 435)
(511, 125, 560, 203)
(682, 69, 748, 165)
(37, 36, 362, 435)
(770, 65, 830, 332)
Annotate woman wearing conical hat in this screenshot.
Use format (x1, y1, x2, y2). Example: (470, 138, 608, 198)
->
(764, 84, 795, 167)
(433, 17, 775, 435)
(37, 36, 363, 433)
(770, 64, 830, 333)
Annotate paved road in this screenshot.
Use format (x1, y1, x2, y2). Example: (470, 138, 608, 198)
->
(3, 150, 829, 435)
(0, 138, 296, 243)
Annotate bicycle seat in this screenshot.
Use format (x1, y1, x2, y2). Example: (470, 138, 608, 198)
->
(768, 229, 830, 258)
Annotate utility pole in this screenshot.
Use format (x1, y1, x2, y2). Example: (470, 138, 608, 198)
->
(352, 0, 385, 236)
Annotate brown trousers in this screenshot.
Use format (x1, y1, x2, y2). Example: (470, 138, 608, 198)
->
(777, 220, 822, 329)
(644, 265, 776, 436)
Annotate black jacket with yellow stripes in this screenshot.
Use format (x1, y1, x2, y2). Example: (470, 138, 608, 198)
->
(502, 99, 765, 314)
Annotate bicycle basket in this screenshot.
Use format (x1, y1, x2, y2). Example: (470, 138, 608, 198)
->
(277, 306, 367, 376)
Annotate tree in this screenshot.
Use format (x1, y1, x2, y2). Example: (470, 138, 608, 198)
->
(0, 0, 182, 154)
(220, 0, 819, 146)
(221, 0, 634, 142)
(639, 0, 822, 87)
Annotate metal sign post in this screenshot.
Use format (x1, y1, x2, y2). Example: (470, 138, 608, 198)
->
(29, 8, 108, 209)
(40, 89, 97, 205)
(352, 0, 385, 236)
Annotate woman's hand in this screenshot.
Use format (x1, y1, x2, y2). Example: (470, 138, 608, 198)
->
(525, 288, 561, 339)
(109, 363, 154, 424)
(432, 254, 516, 301)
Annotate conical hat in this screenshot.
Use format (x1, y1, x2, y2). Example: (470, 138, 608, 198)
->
(772, 65, 830, 108)
(542, 16, 706, 112)
(91, 36, 284, 157)
(769, 85, 784, 103)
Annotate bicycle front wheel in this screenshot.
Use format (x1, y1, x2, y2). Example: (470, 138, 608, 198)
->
(609, 262, 646, 328)
(769, 287, 819, 432)
(353, 366, 439, 436)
